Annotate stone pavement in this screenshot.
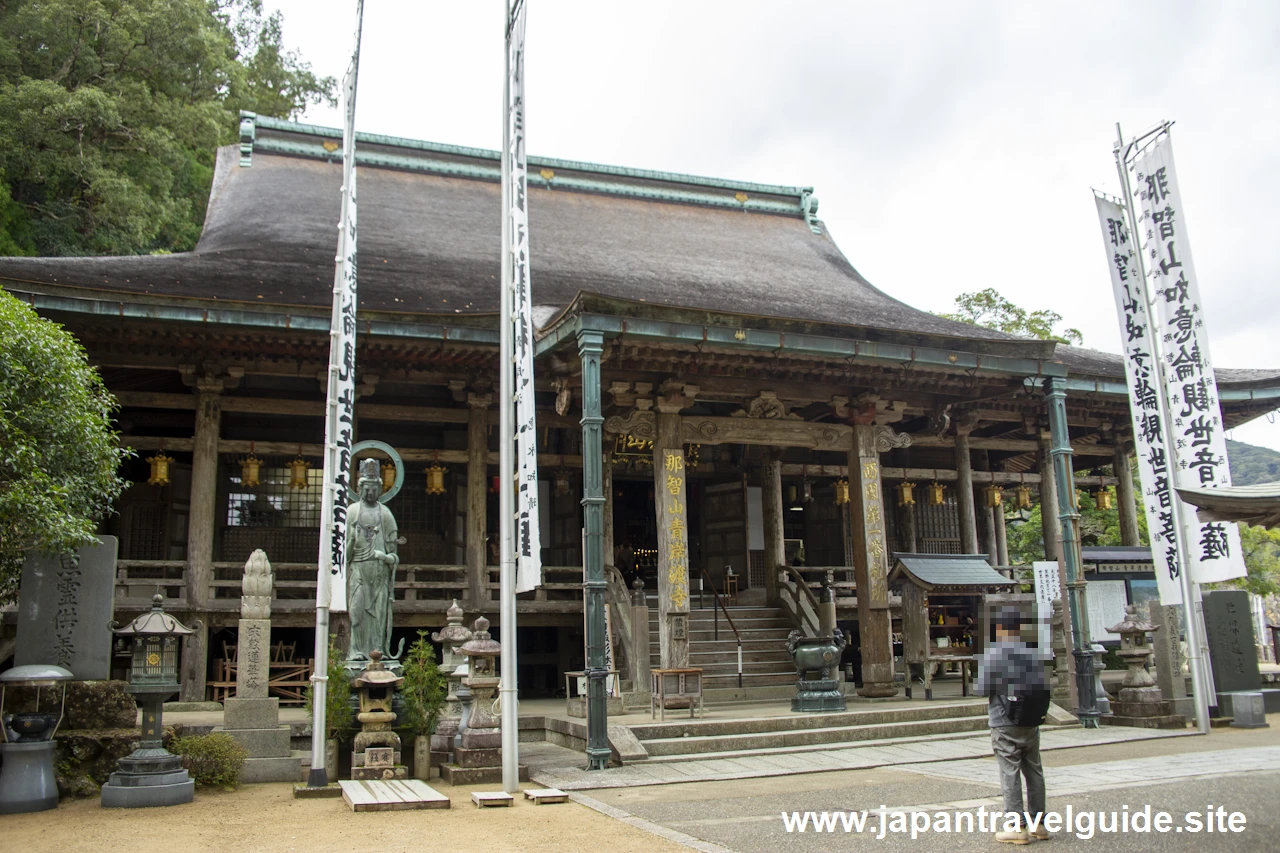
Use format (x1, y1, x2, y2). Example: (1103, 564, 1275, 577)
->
(531, 724, 1187, 790)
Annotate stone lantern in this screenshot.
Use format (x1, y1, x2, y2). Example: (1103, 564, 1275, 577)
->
(1103, 604, 1186, 729)
(429, 601, 473, 761)
(457, 617, 501, 752)
(351, 650, 407, 780)
(101, 595, 200, 807)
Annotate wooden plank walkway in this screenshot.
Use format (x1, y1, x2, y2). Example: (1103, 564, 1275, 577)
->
(340, 779, 451, 812)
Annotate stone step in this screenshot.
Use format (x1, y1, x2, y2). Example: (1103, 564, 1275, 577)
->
(636, 710, 990, 757)
(630, 700, 987, 740)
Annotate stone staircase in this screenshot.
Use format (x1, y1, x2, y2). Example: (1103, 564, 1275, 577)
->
(626, 700, 991, 763)
(648, 600, 800, 697)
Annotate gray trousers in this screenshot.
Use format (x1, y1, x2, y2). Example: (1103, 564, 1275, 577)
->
(991, 725, 1046, 820)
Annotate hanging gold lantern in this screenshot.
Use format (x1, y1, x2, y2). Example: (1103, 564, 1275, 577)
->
(146, 451, 174, 486)
(1015, 484, 1033, 510)
(983, 483, 1004, 508)
(786, 485, 799, 505)
(425, 464, 447, 495)
(287, 456, 311, 490)
(380, 462, 396, 493)
(926, 481, 945, 505)
(1093, 486, 1114, 510)
(896, 481, 916, 507)
(240, 453, 263, 488)
(834, 479, 850, 506)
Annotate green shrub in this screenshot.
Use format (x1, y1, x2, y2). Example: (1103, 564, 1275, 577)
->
(401, 630, 447, 736)
(170, 733, 247, 790)
(304, 634, 353, 739)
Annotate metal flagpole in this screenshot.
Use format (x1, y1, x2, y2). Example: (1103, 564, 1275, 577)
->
(499, 0, 520, 794)
(1113, 122, 1211, 735)
(308, 0, 365, 787)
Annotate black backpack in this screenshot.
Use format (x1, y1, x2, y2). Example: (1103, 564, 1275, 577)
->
(1008, 685, 1052, 727)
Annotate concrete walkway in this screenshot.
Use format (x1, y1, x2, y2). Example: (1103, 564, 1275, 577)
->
(530, 725, 1189, 791)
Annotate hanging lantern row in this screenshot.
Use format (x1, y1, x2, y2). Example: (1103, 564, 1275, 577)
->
(983, 483, 1004, 509)
(425, 464, 447, 495)
(896, 481, 915, 507)
(833, 479, 850, 506)
(240, 453, 262, 488)
(926, 481, 945, 506)
(1092, 486, 1114, 510)
(1015, 484, 1033, 510)
(147, 450, 174, 487)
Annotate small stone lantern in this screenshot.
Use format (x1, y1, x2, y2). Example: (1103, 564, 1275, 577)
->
(351, 651, 407, 781)
(1107, 604, 1157, 691)
(457, 616, 501, 751)
(101, 595, 199, 808)
(429, 601, 473, 761)
(1101, 604, 1185, 728)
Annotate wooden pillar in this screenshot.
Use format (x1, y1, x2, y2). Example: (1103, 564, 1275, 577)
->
(1038, 437, 1064, 564)
(653, 412, 689, 669)
(181, 377, 222, 702)
(848, 425, 898, 697)
(1113, 440, 1141, 547)
(994, 501, 1009, 568)
(466, 395, 491, 608)
(901, 581, 927, 699)
(761, 450, 784, 605)
(976, 449, 998, 566)
(603, 447, 615, 570)
(900, 501, 918, 554)
(954, 432, 979, 555)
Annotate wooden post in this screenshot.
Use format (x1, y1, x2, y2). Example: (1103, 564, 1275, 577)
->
(976, 449, 998, 566)
(653, 412, 690, 669)
(466, 395, 491, 608)
(901, 581, 927, 698)
(1113, 440, 1141, 547)
(1038, 437, 1064, 563)
(181, 377, 222, 702)
(994, 501, 1009, 569)
(955, 432, 979, 555)
(761, 450, 784, 606)
(848, 425, 897, 698)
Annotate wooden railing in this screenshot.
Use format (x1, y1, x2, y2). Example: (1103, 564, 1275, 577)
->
(778, 566, 822, 637)
(112, 560, 588, 612)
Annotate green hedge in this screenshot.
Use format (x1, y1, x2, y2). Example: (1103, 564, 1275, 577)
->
(170, 733, 248, 790)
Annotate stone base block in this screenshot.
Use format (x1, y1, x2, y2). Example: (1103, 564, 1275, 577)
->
(565, 695, 624, 718)
(100, 767, 195, 809)
(238, 755, 304, 784)
(430, 750, 451, 769)
(1220, 692, 1268, 728)
(453, 746, 504, 768)
(460, 728, 500, 750)
(293, 783, 343, 799)
(438, 762, 528, 786)
(223, 697, 280, 730)
(215, 726, 291, 758)
(1101, 713, 1187, 729)
(352, 764, 408, 781)
(856, 682, 898, 699)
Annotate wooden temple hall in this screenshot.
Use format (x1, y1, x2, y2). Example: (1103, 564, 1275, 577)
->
(3, 113, 1280, 703)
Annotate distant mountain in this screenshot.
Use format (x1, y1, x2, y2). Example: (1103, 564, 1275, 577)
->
(1228, 439, 1280, 486)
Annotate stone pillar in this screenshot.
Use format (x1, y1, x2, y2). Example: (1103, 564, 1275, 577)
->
(848, 425, 900, 697)
(631, 579, 652, 694)
(466, 395, 490, 608)
(181, 376, 222, 702)
(1113, 441, 1141, 547)
(761, 450, 784, 605)
(578, 330, 610, 771)
(1144, 600, 1191, 718)
(653, 412, 690, 669)
(955, 431, 979, 555)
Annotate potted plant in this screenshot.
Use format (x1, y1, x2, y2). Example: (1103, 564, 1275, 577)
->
(304, 635, 353, 779)
(400, 630, 447, 780)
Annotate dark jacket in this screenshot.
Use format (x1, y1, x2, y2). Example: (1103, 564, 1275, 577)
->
(976, 639, 1048, 727)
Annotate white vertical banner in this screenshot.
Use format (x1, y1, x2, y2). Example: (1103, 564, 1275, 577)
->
(317, 1, 364, 614)
(506, 0, 542, 593)
(1131, 135, 1246, 586)
(1095, 195, 1184, 605)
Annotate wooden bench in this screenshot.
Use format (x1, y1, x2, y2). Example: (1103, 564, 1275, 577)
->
(651, 667, 704, 720)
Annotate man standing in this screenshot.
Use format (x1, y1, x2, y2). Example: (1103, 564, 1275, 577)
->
(977, 606, 1051, 844)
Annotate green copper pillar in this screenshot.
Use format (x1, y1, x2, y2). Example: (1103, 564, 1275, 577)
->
(1044, 377, 1100, 728)
(578, 329, 611, 769)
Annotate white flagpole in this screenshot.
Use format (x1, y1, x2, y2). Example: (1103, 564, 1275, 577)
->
(499, 0, 521, 794)
(308, 0, 364, 787)
(1113, 122, 1210, 734)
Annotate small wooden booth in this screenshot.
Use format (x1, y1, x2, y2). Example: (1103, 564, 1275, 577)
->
(889, 554, 1017, 699)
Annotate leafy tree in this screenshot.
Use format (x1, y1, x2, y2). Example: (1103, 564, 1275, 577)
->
(1005, 482, 1148, 567)
(0, 0, 334, 256)
(400, 630, 447, 737)
(939, 288, 1083, 345)
(1231, 525, 1280, 597)
(1227, 439, 1280, 487)
(0, 289, 131, 600)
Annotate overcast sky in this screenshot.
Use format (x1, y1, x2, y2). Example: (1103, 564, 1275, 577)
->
(263, 1, 1280, 452)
